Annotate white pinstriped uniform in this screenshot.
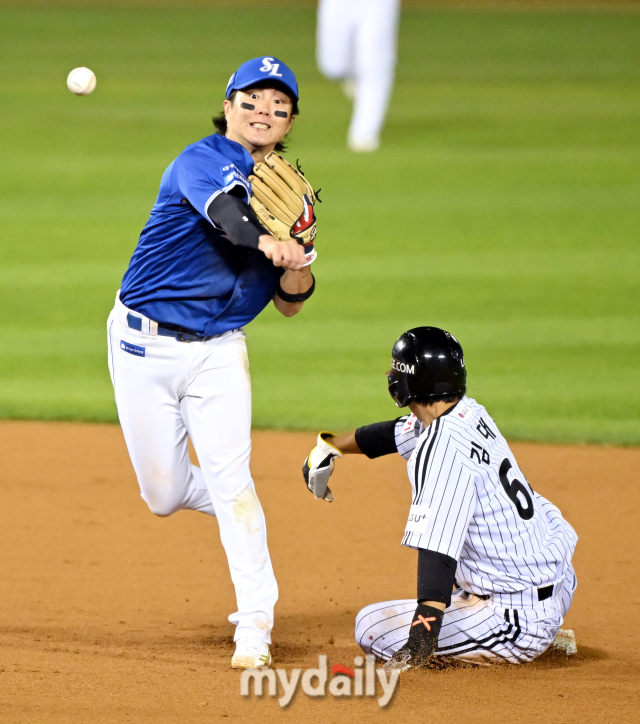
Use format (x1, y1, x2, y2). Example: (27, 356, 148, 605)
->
(356, 396, 578, 663)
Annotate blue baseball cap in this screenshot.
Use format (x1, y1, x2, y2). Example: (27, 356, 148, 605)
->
(225, 56, 299, 101)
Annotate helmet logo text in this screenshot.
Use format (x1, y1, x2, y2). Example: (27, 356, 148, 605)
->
(391, 359, 415, 374)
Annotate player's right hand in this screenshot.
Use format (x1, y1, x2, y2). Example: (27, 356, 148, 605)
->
(383, 603, 444, 672)
(302, 432, 343, 503)
(258, 235, 305, 270)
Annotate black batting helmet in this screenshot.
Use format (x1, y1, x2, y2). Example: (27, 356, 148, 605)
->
(387, 327, 466, 408)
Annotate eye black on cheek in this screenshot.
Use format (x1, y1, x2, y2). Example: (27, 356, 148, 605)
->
(274, 110, 288, 118)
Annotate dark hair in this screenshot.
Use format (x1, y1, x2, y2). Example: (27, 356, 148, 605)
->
(413, 391, 465, 406)
(213, 87, 299, 153)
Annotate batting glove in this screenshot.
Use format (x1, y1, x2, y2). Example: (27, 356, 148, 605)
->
(302, 432, 343, 502)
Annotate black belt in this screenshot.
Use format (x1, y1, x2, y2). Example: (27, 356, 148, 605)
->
(537, 584, 554, 601)
(126, 313, 208, 342)
(476, 584, 554, 602)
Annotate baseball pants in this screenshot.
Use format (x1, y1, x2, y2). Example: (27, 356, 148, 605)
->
(107, 294, 278, 644)
(356, 565, 577, 664)
(316, 0, 400, 147)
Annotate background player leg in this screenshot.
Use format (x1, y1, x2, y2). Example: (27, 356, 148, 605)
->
(107, 313, 216, 517)
(181, 331, 278, 644)
(316, 0, 356, 86)
(348, 0, 400, 152)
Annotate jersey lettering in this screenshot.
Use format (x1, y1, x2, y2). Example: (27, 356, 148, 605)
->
(405, 505, 430, 535)
(391, 359, 415, 374)
(470, 442, 490, 464)
(499, 458, 534, 521)
(120, 340, 145, 357)
(476, 418, 496, 440)
(259, 57, 283, 77)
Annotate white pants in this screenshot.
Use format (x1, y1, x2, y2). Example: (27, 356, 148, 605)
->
(356, 566, 577, 664)
(316, 0, 400, 147)
(107, 295, 278, 644)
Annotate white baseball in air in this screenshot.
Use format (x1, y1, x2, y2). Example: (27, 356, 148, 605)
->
(67, 67, 96, 95)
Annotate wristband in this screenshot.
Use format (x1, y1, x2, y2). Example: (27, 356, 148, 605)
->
(275, 274, 315, 303)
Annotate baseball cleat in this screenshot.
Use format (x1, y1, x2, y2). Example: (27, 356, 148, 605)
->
(231, 637, 272, 669)
(383, 651, 413, 673)
(348, 137, 380, 153)
(341, 79, 356, 100)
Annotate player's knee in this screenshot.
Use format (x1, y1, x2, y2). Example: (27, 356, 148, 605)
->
(354, 627, 377, 658)
(319, 65, 344, 81)
(317, 53, 348, 80)
(140, 490, 180, 517)
(354, 604, 377, 646)
(145, 500, 178, 517)
(355, 602, 380, 626)
(147, 504, 175, 518)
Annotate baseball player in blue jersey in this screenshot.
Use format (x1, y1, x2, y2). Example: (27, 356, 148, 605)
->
(303, 327, 578, 669)
(108, 57, 317, 670)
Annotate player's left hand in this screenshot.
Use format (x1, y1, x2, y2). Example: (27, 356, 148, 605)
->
(302, 432, 343, 502)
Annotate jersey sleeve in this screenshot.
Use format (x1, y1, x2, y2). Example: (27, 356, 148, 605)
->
(173, 146, 252, 222)
(394, 414, 424, 460)
(402, 420, 478, 560)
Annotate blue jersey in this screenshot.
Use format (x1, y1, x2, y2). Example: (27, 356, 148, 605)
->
(120, 134, 281, 336)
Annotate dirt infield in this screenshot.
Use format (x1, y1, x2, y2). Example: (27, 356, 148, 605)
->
(1, 421, 638, 723)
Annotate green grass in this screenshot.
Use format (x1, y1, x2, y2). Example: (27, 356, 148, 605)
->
(0, 4, 639, 443)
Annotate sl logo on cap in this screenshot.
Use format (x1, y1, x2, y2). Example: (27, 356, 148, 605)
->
(259, 57, 283, 77)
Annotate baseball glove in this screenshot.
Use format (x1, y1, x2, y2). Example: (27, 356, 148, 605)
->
(302, 432, 342, 502)
(249, 152, 319, 265)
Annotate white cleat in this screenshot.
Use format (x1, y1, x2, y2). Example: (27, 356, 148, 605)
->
(348, 137, 380, 153)
(341, 79, 357, 100)
(231, 637, 272, 669)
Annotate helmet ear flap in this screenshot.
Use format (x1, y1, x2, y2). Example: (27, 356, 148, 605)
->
(450, 346, 464, 366)
(387, 374, 400, 406)
(387, 370, 410, 408)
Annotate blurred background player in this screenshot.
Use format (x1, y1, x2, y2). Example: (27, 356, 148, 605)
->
(108, 57, 315, 670)
(316, 0, 400, 152)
